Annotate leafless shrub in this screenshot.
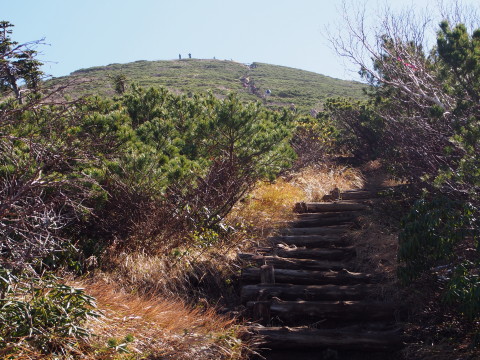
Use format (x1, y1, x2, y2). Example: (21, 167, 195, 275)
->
(0, 135, 94, 271)
(290, 127, 329, 170)
(325, 0, 478, 194)
(0, 83, 110, 271)
(99, 156, 258, 254)
(181, 157, 256, 228)
(327, 1, 454, 109)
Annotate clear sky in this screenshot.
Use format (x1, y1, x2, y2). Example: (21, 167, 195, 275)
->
(3, 0, 479, 81)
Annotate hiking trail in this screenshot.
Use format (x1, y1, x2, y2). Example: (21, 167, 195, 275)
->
(239, 187, 404, 359)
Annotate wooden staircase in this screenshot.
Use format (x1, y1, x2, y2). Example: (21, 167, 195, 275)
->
(239, 189, 403, 359)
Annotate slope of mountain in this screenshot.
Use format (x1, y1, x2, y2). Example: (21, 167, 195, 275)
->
(50, 59, 366, 112)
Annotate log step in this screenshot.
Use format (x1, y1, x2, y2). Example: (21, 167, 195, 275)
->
(268, 235, 350, 248)
(238, 253, 347, 271)
(295, 202, 370, 213)
(241, 283, 375, 302)
(273, 246, 355, 261)
(247, 299, 398, 322)
(250, 326, 403, 351)
(241, 268, 374, 285)
(279, 225, 351, 236)
(288, 213, 358, 228)
(296, 211, 360, 220)
(323, 190, 378, 201)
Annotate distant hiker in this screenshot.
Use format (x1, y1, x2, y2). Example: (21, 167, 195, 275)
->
(188, 53, 192, 59)
(179, 54, 181, 60)
(265, 89, 271, 95)
(290, 103, 297, 112)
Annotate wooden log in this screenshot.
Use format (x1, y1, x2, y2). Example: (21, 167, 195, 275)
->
(260, 264, 275, 284)
(321, 186, 409, 202)
(295, 202, 369, 213)
(253, 301, 271, 325)
(241, 283, 374, 302)
(321, 195, 340, 202)
(250, 326, 403, 351)
(279, 225, 351, 236)
(296, 211, 359, 220)
(237, 253, 346, 271)
(238, 253, 264, 261)
(293, 202, 308, 213)
(246, 299, 397, 322)
(274, 246, 356, 261)
(268, 235, 350, 248)
(255, 350, 340, 360)
(288, 213, 358, 228)
(323, 191, 377, 201)
(242, 268, 373, 285)
(254, 246, 275, 254)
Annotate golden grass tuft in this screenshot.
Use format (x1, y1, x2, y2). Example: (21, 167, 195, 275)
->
(290, 165, 365, 202)
(229, 179, 305, 230)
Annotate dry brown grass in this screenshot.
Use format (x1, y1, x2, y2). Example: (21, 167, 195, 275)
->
(0, 276, 248, 360)
(101, 250, 242, 304)
(77, 279, 248, 360)
(69, 240, 252, 359)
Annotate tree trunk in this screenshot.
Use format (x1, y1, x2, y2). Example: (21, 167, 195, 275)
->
(279, 225, 350, 236)
(322, 190, 377, 201)
(273, 246, 355, 261)
(288, 213, 357, 227)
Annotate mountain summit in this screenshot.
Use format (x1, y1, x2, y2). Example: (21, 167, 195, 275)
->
(51, 59, 366, 113)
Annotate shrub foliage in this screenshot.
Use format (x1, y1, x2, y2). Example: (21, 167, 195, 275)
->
(0, 268, 99, 357)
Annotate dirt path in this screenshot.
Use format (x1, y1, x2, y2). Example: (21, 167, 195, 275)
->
(239, 188, 404, 359)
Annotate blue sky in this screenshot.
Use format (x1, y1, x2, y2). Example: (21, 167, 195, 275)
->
(3, 0, 479, 81)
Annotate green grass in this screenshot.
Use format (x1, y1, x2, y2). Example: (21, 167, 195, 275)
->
(49, 59, 366, 113)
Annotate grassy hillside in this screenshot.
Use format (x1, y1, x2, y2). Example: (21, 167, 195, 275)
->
(50, 59, 366, 112)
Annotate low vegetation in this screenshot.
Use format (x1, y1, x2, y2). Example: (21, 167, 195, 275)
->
(0, 270, 99, 358)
